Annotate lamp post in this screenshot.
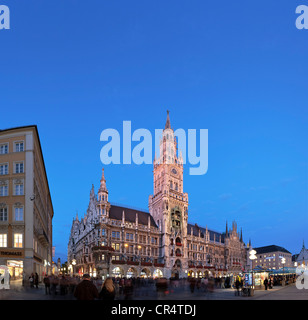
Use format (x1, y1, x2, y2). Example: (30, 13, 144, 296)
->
(249, 249, 257, 293)
(281, 257, 286, 286)
(72, 259, 76, 276)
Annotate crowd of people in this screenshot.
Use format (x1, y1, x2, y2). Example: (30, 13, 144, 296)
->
(23, 272, 297, 300)
(34, 274, 233, 300)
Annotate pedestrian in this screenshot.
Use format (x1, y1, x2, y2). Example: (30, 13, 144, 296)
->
(99, 277, 116, 300)
(189, 278, 195, 293)
(34, 272, 39, 289)
(264, 278, 268, 290)
(73, 274, 99, 300)
(29, 273, 34, 288)
(60, 275, 67, 295)
(235, 277, 240, 296)
(123, 278, 133, 300)
(50, 275, 58, 295)
(43, 274, 51, 294)
(221, 277, 225, 289)
(268, 277, 272, 289)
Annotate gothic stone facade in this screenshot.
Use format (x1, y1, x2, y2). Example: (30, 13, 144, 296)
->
(67, 113, 247, 279)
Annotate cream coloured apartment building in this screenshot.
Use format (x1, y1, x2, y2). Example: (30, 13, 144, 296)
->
(0, 125, 53, 281)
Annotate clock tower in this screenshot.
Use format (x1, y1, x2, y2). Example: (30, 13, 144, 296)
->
(148, 111, 189, 278)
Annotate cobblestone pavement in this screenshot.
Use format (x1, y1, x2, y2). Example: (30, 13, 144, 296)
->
(0, 280, 307, 300)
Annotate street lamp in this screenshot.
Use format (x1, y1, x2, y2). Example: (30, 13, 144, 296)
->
(71, 259, 76, 276)
(281, 257, 286, 286)
(249, 249, 257, 290)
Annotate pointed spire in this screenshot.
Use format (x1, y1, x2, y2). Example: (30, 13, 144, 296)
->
(165, 110, 171, 129)
(225, 221, 228, 237)
(90, 184, 95, 197)
(240, 228, 243, 242)
(99, 168, 107, 193)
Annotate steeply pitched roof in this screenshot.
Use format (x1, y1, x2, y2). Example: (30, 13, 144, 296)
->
(254, 245, 291, 255)
(109, 205, 158, 228)
(187, 223, 225, 243)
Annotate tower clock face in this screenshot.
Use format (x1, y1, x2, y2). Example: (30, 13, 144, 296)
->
(171, 168, 177, 175)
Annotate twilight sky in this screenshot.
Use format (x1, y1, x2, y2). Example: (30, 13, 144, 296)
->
(1, 0, 307, 262)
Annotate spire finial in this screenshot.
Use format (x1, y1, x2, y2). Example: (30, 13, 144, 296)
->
(165, 110, 171, 129)
(99, 167, 107, 193)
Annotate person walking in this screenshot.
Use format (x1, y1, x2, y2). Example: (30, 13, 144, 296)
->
(34, 272, 39, 289)
(268, 277, 272, 289)
(264, 278, 268, 290)
(235, 277, 241, 296)
(99, 277, 116, 300)
(29, 273, 34, 288)
(73, 274, 99, 300)
(43, 274, 51, 294)
(123, 278, 133, 300)
(50, 275, 59, 295)
(189, 278, 196, 293)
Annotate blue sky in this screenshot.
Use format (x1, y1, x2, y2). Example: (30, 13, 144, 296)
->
(1, 0, 307, 262)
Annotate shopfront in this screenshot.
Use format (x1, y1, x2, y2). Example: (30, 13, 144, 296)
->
(0, 249, 24, 280)
(244, 266, 270, 289)
(7, 260, 23, 279)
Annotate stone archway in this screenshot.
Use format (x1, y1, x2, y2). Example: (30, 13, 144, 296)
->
(127, 267, 137, 278)
(112, 266, 124, 278)
(172, 259, 182, 279)
(153, 269, 163, 278)
(140, 268, 151, 278)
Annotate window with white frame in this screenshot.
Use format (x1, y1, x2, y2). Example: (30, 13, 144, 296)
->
(14, 182, 24, 195)
(0, 184, 8, 197)
(14, 233, 23, 248)
(0, 164, 8, 175)
(15, 142, 24, 152)
(14, 162, 24, 174)
(0, 144, 8, 155)
(0, 207, 8, 221)
(0, 234, 7, 247)
(15, 206, 24, 221)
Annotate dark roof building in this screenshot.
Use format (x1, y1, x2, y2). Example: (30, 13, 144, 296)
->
(251, 245, 293, 269)
(109, 205, 157, 228)
(254, 245, 291, 255)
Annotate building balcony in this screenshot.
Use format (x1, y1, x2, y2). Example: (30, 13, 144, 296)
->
(38, 229, 49, 246)
(111, 260, 125, 264)
(141, 262, 152, 267)
(92, 245, 115, 252)
(154, 263, 165, 267)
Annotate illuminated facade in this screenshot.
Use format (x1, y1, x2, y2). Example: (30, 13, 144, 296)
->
(0, 126, 54, 281)
(67, 113, 247, 279)
(295, 241, 308, 267)
(252, 245, 293, 270)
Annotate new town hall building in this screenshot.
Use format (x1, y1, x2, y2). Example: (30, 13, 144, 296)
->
(67, 113, 247, 279)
